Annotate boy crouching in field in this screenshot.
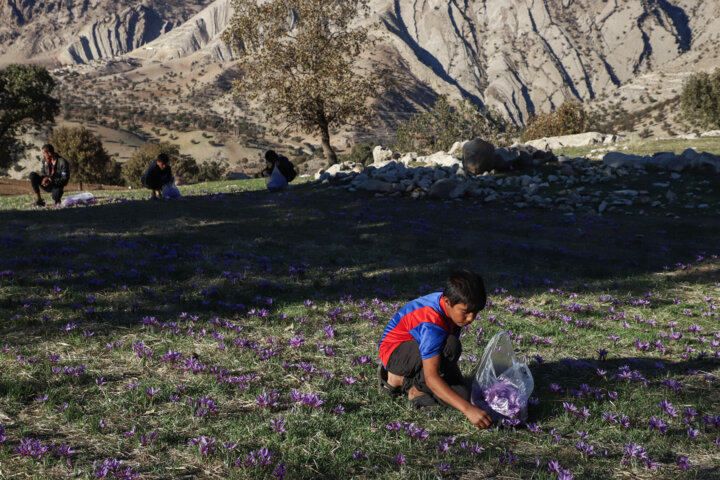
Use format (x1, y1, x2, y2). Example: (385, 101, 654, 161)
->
(378, 270, 492, 428)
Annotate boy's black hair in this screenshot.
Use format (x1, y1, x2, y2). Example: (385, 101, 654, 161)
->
(42, 144, 55, 154)
(156, 153, 170, 164)
(265, 150, 279, 163)
(443, 269, 486, 312)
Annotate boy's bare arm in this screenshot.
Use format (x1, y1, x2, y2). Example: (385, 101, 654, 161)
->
(423, 355, 492, 428)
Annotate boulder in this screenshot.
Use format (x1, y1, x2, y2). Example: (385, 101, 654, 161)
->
(700, 130, 720, 137)
(418, 151, 462, 168)
(525, 132, 606, 150)
(462, 139, 496, 174)
(694, 152, 720, 174)
(372, 145, 394, 164)
(448, 141, 466, 156)
(355, 178, 396, 193)
(494, 147, 520, 171)
(602, 152, 648, 169)
(429, 178, 461, 199)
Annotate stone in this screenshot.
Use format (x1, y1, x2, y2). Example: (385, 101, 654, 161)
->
(399, 153, 417, 165)
(494, 147, 520, 170)
(449, 181, 472, 199)
(525, 132, 605, 150)
(701, 130, 720, 137)
(602, 152, 648, 169)
(418, 151, 462, 168)
(429, 178, 460, 199)
(372, 145, 394, 164)
(355, 178, 396, 193)
(462, 138, 496, 175)
(448, 141, 466, 156)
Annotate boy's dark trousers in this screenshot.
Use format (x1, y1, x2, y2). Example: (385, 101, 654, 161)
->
(386, 334, 470, 407)
(30, 172, 64, 204)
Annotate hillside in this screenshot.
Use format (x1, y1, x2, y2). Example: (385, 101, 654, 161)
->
(2, 0, 720, 178)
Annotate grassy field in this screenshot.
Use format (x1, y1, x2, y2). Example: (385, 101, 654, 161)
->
(0, 173, 718, 479)
(554, 136, 720, 160)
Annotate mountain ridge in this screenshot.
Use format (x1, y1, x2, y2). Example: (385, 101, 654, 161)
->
(2, 0, 720, 131)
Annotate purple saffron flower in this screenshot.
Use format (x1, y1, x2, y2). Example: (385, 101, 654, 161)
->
(270, 417, 286, 434)
(687, 427, 699, 439)
(188, 435, 216, 457)
(273, 463, 286, 479)
(392, 454, 405, 466)
(677, 456, 691, 471)
(437, 463, 451, 473)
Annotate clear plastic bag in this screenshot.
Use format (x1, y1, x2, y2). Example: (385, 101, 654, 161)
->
(266, 166, 288, 192)
(61, 192, 95, 207)
(471, 331, 534, 420)
(162, 182, 182, 199)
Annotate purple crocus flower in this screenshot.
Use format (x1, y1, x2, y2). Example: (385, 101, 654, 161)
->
(270, 417, 286, 434)
(677, 456, 691, 471)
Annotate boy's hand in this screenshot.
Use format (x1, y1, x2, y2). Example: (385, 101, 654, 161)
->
(465, 405, 493, 429)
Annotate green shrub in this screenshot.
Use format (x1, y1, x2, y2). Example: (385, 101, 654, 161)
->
(521, 101, 588, 141)
(49, 126, 122, 185)
(122, 142, 226, 187)
(395, 96, 510, 154)
(338, 143, 373, 165)
(680, 69, 720, 129)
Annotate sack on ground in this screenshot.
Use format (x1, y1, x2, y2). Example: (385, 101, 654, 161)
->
(61, 192, 95, 207)
(162, 182, 182, 199)
(471, 331, 534, 420)
(267, 166, 288, 191)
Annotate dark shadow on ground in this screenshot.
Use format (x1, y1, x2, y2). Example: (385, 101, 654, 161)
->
(1, 186, 719, 342)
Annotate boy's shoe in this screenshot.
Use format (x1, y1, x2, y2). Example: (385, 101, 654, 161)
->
(150, 196, 159, 201)
(409, 393, 440, 409)
(378, 364, 402, 399)
(35, 199, 45, 207)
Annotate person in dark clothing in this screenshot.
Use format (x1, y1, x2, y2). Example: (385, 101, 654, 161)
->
(262, 150, 297, 184)
(29, 144, 70, 206)
(141, 153, 174, 200)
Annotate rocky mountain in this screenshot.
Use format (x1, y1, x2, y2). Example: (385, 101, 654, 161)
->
(3, 0, 720, 127)
(0, 0, 213, 65)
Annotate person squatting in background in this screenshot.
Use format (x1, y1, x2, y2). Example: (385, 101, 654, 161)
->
(29, 144, 70, 207)
(142, 153, 174, 200)
(262, 150, 297, 192)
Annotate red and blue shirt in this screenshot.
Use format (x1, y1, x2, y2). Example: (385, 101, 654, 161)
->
(378, 292, 458, 366)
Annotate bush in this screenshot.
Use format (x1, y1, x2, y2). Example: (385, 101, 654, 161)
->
(680, 69, 720, 129)
(49, 126, 122, 184)
(122, 142, 226, 187)
(520, 101, 588, 142)
(338, 143, 373, 165)
(395, 96, 510, 155)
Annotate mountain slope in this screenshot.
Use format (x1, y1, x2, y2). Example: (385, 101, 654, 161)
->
(2, 0, 720, 127)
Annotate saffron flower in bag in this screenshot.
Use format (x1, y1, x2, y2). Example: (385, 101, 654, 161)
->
(484, 380, 524, 418)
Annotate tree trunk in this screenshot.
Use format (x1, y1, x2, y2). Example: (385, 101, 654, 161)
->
(319, 122, 337, 165)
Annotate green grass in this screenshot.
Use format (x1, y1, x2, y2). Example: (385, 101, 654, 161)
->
(0, 176, 718, 479)
(554, 137, 720, 160)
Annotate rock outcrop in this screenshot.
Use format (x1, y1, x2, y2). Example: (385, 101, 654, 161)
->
(375, 0, 718, 123)
(129, 0, 235, 62)
(60, 6, 173, 64)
